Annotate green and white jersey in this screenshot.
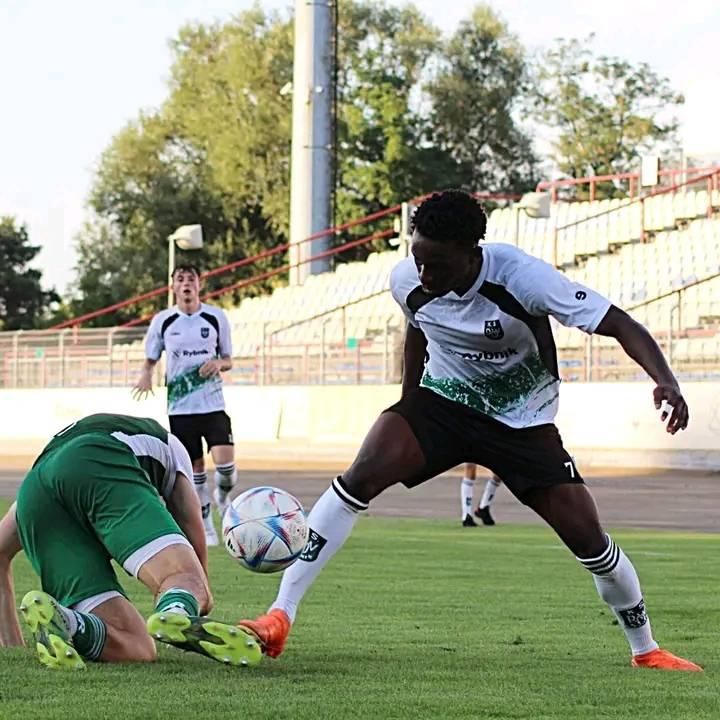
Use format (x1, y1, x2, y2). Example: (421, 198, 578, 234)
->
(145, 303, 232, 416)
(390, 243, 611, 428)
(35, 413, 193, 499)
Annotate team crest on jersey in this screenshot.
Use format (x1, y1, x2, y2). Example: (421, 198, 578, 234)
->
(484, 319, 504, 340)
(201, 327, 209, 338)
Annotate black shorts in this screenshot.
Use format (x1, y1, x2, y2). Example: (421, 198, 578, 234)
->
(383, 387, 582, 504)
(169, 411, 234, 462)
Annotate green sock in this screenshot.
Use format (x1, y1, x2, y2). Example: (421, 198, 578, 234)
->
(71, 611, 108, 660)
(155, 588, 200, 617)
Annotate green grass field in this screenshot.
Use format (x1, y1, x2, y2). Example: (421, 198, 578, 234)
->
(1, 499, 718, 720)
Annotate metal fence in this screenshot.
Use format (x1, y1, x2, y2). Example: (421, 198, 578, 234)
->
(0, 318, 406, 389)
(4, 266, 720, 390)
(0, 327, 151, 389)
(2, 316, 719, 389)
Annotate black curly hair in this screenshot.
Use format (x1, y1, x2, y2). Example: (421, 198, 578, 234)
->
(410, 190, 487, 248)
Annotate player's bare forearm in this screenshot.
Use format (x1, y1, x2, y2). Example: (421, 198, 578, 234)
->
(141, 358, 158, 378)
(595, 306, 676, 385)
(0, 504, 23, 646)
(595, 305, 688, 432)
(133, 359, 158, 396)
(0, 567, 23, 647)
(401, 324, 427, 398)
(167, 475, 209, 577)
(199, 357, 232, 378)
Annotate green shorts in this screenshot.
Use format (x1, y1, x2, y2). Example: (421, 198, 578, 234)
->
(15, 433, 184, 607)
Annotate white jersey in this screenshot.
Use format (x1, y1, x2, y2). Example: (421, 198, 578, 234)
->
(145, 303, 232, 416)
(390, 243, 611, 428)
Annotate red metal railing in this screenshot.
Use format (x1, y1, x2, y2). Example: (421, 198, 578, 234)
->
(50, 191, 519, 329)
(537, 165, 720, 202)
(121, 228, 395, 327)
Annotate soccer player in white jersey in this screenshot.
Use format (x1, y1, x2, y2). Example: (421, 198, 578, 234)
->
(133, 265, 237, 546)
(240, 190, 701, 671)
(460, 463, 501, 527)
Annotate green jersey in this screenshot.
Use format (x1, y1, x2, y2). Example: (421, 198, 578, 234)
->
(17, 412, 190, 607)
(34, 413, 192, 499)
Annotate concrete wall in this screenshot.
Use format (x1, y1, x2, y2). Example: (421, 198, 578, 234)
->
(0, 383, 718, 469)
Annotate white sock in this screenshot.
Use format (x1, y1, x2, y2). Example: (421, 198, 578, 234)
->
(577, 535, 658, 656)
(271, 477, 368, 623)
(193, 472, 212, 526)
(460, 478, 475, 518)
(56, 602, 78, 636)
(214, 462, 236, 503)
(479, 477, 500, 509)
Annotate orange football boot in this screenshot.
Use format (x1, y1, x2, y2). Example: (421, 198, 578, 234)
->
(631, 648, 703, 671)
(238, 609, 291, 658)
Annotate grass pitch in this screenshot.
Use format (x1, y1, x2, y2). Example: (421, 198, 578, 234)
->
(0, 500, 718, 720)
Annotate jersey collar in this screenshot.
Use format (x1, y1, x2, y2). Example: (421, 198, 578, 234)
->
(175, 303, 203, 317)
(449, 248, 488, 301)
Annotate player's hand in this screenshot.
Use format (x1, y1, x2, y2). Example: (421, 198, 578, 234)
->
(131, 376, 154, 401)
(653, 383, 688, 434)
(198, 359, 222, 378)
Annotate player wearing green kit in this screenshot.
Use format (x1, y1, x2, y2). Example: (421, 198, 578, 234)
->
(0, 413, 261, 669)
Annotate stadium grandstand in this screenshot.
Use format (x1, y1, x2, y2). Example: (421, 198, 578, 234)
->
(1, 165, 718, 390)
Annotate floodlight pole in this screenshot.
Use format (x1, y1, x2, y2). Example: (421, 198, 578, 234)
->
(167, 236, 176, 309)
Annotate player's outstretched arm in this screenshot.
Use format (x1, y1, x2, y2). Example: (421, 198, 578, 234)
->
(0, 503, 24, 646)
(132, 358, 158, 400)
(594, 305, 688, 434)
(401, 324, 428, 399)
(166, 473, 210, 581)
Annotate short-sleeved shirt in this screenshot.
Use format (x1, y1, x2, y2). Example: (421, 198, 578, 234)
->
(390, 243, 611, 428)
(145, 303, 232, 416)
(33, 413, 193, 500)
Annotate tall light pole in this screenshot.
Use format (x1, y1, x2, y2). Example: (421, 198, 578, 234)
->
(512, 192, 551, 247)
(288, 0, 335, 285)
(167, 224, 204, 308)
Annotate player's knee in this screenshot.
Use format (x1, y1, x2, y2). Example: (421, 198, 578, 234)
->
(337, 459, 379, 500)
(568, 524, 607, 559)
(102, 630, 158, 663)
(135, 635, 158, 662)
(127, 634, 158, 662)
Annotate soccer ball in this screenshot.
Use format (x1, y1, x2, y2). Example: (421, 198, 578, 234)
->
(222, 486, 309, 573)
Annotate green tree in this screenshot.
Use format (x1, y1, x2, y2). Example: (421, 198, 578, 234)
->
(532, 35, 684, 197)
(69, 8, 294, 325)
(425, 4, 538, 194)
(67, 1, 545, 323)
(0, 217, 58, 330)
(336, 1, 449, 221)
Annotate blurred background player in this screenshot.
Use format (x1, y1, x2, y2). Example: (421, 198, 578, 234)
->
(133, 264, 237, 546)
(461, 463, 501, 526)
(0, 413, 260, 669)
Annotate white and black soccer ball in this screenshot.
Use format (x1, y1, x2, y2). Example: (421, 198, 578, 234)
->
(222, 486, 309, 573)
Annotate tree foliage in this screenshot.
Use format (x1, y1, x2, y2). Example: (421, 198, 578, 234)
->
(335, 1, 449, 224)
(0, 218, 58, 330)
(532, 35, 684, 197)
(70, 9, 294, 324)
(425, 4, 538, 194)
(65, 4, 681, 325)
